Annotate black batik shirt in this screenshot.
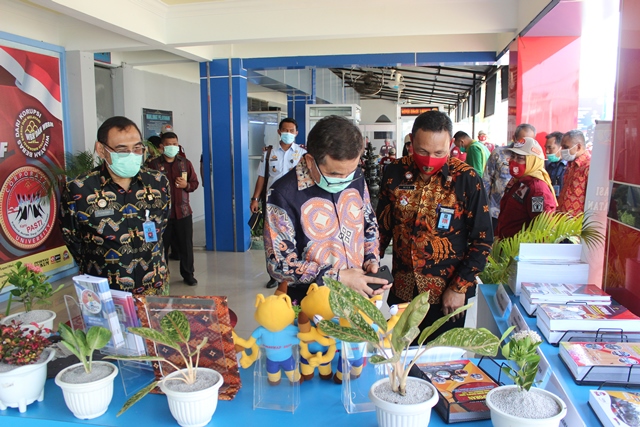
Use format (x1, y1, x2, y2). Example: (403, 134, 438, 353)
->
(59, 164, 170, 294)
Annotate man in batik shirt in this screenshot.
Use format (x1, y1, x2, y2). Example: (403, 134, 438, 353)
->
(482, 123, 536, 232)
(60, 116, 170, 294)
(377, 111, 492, 340)
(558, 130, 591, 217)
(263, 115, 390, 304)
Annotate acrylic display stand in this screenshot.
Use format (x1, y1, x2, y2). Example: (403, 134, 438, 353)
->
(340, 341, 384, 414)
(253, 344, 300, 413)
(62, 294, 154, 397)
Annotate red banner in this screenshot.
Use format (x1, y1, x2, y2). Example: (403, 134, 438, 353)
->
(0, 42, 71, 276)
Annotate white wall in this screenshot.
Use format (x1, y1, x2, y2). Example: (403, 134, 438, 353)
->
(247, 82, 287, 110)
(113, 65, 204, 220)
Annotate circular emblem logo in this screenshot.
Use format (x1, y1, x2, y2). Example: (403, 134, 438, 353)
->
(81, 289, 102, 314)
(14, 108, 53, 158)
(405, 172, 413, 180)
(0, 166, 56, 250)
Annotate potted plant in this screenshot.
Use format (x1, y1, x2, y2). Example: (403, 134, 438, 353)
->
(54, 324, 119, 419)
(105, 310, 223, 427)
(318, 278, 505, 427)
(479, 212, 604, 285)
(1, 261, 64, 330)
(485, 329, 567, 426)
(0, 321, 55, 413)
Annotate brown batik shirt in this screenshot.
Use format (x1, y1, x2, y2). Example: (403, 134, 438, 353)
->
(376, 156, 493, 304)
(59, 164, 170, 294)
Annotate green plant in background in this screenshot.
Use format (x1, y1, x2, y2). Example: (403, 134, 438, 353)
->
(105, 310, 209, 416)
(2, 261, 64, 315)
(318, 278, 506, 396)
(58, 324, 112, 373)
(143, 140, 162, 160)
(500, 329, 542, 391)
(479, 212, 604, 285)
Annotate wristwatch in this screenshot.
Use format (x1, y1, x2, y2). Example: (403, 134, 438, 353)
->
(251, 197, 260, 202)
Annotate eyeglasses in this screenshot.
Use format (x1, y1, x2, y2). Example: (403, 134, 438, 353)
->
(314, 158, 363, 186)
(100, 141, 146, 155)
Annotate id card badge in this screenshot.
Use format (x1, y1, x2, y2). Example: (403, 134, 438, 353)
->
(436, 207, 454, 230)
(143, 210, 158, 243)
(553, 185, 560, 196)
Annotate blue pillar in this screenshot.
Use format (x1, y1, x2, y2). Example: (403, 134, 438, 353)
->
(199, 59, 250, 252)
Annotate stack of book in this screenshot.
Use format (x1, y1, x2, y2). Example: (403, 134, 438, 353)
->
(520, 282, 611, 316)
(536, 303, 640, 344)
(409, 359, 498, 423)
(589, 389, 640, 427)
(559, 341, 640, 383)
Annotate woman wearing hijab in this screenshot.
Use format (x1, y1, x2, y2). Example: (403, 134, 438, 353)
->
(496, 137, 557, 239)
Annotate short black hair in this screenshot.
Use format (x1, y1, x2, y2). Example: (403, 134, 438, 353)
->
(148, 135, 161, 148)
(411, 111, 453, 138)
(514, 123, 536, 140)
(97, 116, 142, 145)
(563, 129, 585, 144)
(546, 131, 564, 146)
(453, 131, 470, 140)
(160, 132, 179, 144)
(306, 115, 363, 165)
(279, 117, 297, 131)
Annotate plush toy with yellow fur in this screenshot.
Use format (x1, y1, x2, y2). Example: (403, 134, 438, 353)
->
(232, 293, 301, 385)
(297, 284, 337, 381)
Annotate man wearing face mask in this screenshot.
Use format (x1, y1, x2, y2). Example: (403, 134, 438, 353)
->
(59, 116, 170, 294)
(263, 115, 390, 304)
(544, 131, 567, 196)
(250, 117, 306, 289)
(377, 111, 493, 341)
(496, 137, 557, 239)
(557, 130, 591, 217)
(147, 131, 199, 286)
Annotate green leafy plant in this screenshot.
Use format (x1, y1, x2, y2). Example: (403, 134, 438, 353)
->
(2, 261, 64, 315)
(0, 321, 52, 366)
(500, 329, 542, 391)
(105, 310, 209, 416)
(318, 278, 507, 396)
(58, 324, 113, 374)
(479, 212, 605, 285)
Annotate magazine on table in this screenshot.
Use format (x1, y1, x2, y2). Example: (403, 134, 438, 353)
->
(589, 389, 640, 427)
(559, 341, 640, 384)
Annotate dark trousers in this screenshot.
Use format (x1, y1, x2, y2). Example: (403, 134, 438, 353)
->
(491, 216, 499, 236)
(163, 215, 195, 280)
(387, 285, 476, 345)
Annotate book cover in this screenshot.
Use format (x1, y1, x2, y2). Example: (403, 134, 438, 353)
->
(73, 274, 125, 349)
(110, 289, 146, 356)
(537, 303, 640, 333)
(522, 282, 610, 302)
(559, 342, 640, 383)
(411, 359, 497, 423)
(589, 389, 640, 427)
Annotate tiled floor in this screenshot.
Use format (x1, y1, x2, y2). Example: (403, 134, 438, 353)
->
(2, 220, 476, 339)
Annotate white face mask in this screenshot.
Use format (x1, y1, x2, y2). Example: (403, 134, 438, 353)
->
(561, 145, 577, 162)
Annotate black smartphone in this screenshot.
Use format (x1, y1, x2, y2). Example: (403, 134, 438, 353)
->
(366, 265, 393, 290)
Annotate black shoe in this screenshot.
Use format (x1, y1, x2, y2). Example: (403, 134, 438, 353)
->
(169, 253, 180, 260)
(266, 278, 277, 289)
(184, 277, 198, 286)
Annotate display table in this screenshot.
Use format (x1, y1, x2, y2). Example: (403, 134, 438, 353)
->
(1, 357, 492, 426)
(477, 283, 604, 427)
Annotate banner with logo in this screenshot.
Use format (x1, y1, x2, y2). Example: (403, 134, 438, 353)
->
(0, 41, 72, 285)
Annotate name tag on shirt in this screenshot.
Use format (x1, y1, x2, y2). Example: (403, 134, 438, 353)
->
(398, 185, 416, 190)
(95, 209, 114, 218)
(437, 207, 455, 230)
(143, 220, 158, 243)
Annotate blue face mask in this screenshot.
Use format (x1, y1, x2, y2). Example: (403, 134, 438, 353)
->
(107, 152, 143, 178)
(547, 153, 560, 163)
(280, 132, 296, 145)
(316, 171, 356, 194)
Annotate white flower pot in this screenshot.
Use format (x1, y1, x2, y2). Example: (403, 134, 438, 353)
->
(368, 377, 439, 427)
(485, 385, 568, 427)
(55, 361, 119, 419)
(159, 368, 223, 427)
(1, 310, 56, 333)
(0, 349, 55, 413)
